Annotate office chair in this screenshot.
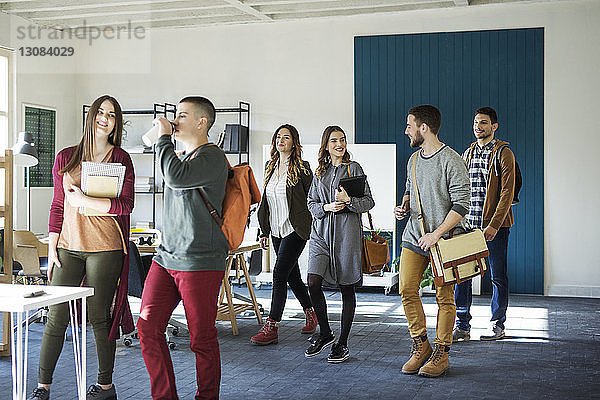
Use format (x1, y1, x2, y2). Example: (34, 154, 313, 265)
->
(127, 240, 150, 298)
(12, 230, 49, 285)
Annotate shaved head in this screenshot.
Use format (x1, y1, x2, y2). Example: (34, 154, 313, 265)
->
(179, 96, 216, 131)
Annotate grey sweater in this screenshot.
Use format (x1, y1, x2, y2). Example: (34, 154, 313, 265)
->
(307, 161, 375, 285)
(402, 145, 471, 257)
(154, 136, 229, 271)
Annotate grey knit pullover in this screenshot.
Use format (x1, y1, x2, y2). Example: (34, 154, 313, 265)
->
(154, 135, 229, 271)
(401, 145, 471, 257)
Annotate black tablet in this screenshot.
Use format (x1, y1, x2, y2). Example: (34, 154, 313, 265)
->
(339, 175, 366, 197)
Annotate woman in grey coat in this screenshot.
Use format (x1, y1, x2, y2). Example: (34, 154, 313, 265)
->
(304, 125, 375, 363)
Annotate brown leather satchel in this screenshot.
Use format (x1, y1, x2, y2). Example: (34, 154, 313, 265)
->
(411, 154, 488, 286)
(428, 227, 488, 286)
(342, 163, 389, 274)
(361, 212, 390, 274)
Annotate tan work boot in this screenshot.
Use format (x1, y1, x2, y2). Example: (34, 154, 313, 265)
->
(418, 344, 450, 377)
(401, 335, 432, 374)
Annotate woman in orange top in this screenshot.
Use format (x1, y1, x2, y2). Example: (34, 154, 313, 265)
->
(31, 95, 135, 400)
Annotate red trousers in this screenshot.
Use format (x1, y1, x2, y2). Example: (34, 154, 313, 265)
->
(137, 261, 225, 400)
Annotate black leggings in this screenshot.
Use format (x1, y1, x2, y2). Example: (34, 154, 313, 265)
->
(269, 232, 312, 321)
(308, 273, 356, 347)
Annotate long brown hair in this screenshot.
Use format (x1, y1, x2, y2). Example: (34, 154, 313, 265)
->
(315, 125, 351, 178)
(264, 124, 309, 187)
(60, 95, 123, 174)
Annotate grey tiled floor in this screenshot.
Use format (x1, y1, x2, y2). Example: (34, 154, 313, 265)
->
(1, 287, 600, 399)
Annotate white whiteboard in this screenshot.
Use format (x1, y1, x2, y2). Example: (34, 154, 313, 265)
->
(261, 143, 397, 277)
(262, 143, 397, 231)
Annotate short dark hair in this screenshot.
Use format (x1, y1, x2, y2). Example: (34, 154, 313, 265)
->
(408, 105, 442, 135)
(475, 107, 498, 124)
(179, 96, 216, 131)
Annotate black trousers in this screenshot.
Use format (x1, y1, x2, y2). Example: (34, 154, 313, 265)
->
(269, 231, 312, 321)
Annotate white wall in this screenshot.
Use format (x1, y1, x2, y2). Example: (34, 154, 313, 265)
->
(0, 13, 79, 234)
(4, 0, 600, 296)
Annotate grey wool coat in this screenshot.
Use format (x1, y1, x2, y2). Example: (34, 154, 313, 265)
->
(307, 161, 375, 285)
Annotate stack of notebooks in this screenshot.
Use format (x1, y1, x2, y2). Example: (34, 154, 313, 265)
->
(135, 176, 154, 192)
(80, 162, 126, 217)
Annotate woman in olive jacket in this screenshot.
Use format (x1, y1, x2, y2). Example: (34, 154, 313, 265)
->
(251, 124, 317, 345)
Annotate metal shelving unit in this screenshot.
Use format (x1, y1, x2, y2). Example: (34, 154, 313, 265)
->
(219, 101, 250, 164)
(82, 103, 172, 228)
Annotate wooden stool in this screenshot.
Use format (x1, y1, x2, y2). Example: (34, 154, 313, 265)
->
(217, 244, 263, 335)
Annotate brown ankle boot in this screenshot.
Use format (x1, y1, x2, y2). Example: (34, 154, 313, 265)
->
(401, 335, 432, 374)
(250, 318, 279, 345)
(301, 308, 318, 334)
(418, 344, 450, 377)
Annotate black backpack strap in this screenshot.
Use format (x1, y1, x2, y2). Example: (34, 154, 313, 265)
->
(493, 143, 509, 176)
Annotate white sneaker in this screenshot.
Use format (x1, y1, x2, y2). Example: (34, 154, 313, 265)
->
(480, 324, 505, 341)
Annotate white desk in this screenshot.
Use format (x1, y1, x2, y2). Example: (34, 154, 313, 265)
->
(0, 284, 94, 400)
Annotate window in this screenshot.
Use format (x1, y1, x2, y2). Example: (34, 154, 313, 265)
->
(0, 46, 12, 151)
(0, 46, 13, 277)
(23, 105, 55, 187)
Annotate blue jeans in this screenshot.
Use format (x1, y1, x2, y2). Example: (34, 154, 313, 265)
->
(455, 227, 510, 331)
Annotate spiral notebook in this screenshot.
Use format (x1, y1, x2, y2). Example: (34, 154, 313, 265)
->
(79, 162, 126, 216)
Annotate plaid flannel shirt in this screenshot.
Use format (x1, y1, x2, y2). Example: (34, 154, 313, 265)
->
(465, 139, 497, 229)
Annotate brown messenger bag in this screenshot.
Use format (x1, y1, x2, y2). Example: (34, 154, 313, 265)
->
(411, 154, 488, 286)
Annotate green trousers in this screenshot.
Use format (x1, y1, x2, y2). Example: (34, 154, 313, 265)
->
(38, 248, 123, 385)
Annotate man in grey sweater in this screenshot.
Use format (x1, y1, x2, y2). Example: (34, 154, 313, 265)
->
(394, 105, 470, 378)
(137, 96, 229, 399)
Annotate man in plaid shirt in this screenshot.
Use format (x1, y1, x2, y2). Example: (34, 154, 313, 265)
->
(453, 107, 517, 342)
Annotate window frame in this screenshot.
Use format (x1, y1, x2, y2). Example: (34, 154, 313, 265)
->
(21, 103, 57, 188)
(0, 46, 15, 151)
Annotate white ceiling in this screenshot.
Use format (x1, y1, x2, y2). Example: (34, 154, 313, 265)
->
(0, 0, 561, 30)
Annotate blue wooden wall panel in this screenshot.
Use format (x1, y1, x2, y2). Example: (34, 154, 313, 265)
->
(355, 28, 544, 294)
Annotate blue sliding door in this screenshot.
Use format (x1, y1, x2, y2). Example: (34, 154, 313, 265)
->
(355, 28, 544, 294)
